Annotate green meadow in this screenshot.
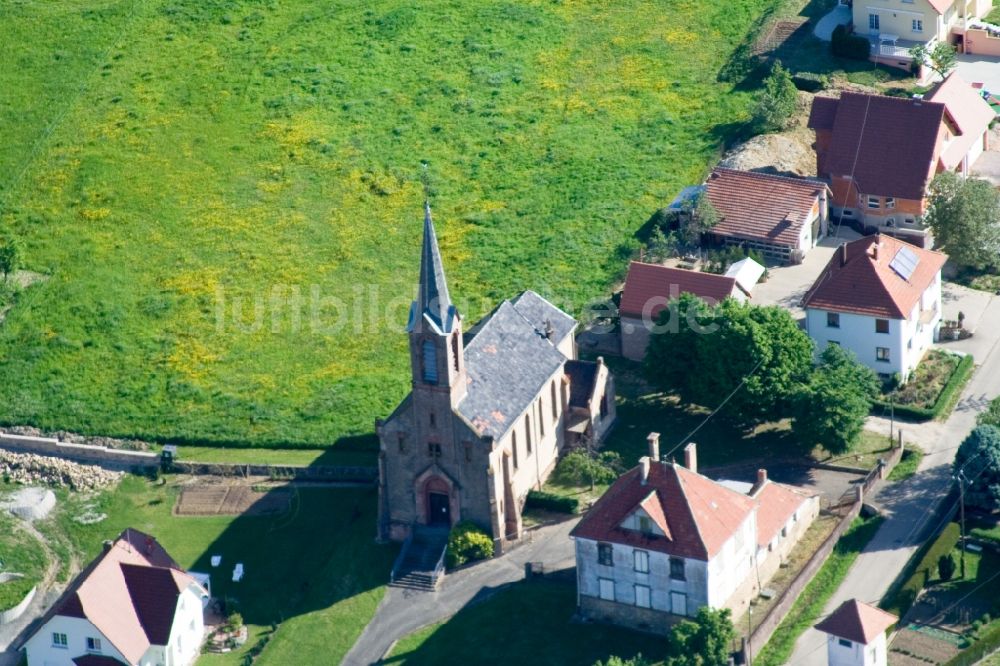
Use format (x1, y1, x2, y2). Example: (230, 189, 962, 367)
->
(0, 0, 777, 448)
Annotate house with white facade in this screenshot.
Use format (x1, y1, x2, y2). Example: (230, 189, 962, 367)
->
(23, 528, 208, 666)
(802, 235, 946, 381)
(815, 599, 897, 666)
(570, 435, 818, 634)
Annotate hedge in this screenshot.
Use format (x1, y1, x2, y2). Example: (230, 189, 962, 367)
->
(872, 353, 974, 422)
(882, 521, 960, 619)
(831, 25, 871, 60)
(943, 619, 1000, 666)
(525, 490, 579, 515)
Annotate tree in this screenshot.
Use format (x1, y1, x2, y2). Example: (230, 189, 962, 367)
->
(751, 61, 798, 133)
(646, 225, 679, 262)
(909, 42, 957, 78)
(665, 607, 736, 666)
(0, 236, 21, 283)
(594, 656, 650, 666)
(938, 552, 956, 581)
(791, 345, 880, 453)
(953, 425, 1000, 511)
(555, 449, 624, 488)
(925, 172, 1000, 270)
(644, 297, 814, 427)
(676, 192, 720, 248)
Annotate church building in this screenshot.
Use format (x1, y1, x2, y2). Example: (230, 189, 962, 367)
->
(376, 204, 616, 548)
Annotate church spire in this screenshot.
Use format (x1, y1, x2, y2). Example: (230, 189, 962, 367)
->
(410, 202, 456, 334)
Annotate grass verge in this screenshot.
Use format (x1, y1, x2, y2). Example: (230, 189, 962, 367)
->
(753, 515, 885, 666)
(887, 446, 924, 482)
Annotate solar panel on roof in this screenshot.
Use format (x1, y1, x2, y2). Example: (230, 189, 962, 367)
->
(890, 246, 919, 281)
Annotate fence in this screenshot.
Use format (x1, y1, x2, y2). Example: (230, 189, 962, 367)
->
(0, 432, 377, 483)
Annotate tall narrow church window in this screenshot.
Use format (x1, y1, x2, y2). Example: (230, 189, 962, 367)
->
(397, 433, 406, 453)
(464, 442, 472, 462)
(525, 415, 532, 454)
(429, 412, 436, 428)
(451, 333, 460, 373)
(512, 432, 519, 469)
(600, 392, 609, 419)
(538, 401, 545, 437)
(551, 381, 558, 418)
(422, 340, 438, 384)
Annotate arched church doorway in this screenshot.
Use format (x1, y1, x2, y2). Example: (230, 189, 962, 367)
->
(425, 477, 451, 526)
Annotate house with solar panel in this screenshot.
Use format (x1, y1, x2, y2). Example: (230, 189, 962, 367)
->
(375, 204, 616, 574)
(802, 234, 947, 381)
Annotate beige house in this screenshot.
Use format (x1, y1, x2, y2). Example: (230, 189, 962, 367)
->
(857, 0, 993, 64)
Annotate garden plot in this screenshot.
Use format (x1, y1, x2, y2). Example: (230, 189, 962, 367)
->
(176, 482, 292, 517)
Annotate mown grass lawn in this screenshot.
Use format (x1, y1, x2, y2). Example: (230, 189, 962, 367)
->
(0, 0, 780, 448)
(386, 580, 666, 665)
(34, 475, 396, 666)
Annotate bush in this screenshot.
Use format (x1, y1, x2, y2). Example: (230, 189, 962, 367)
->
(831, 25, 871, 60)
(791, 72, 829, 92)
(938, 553, 956, 581)
(751, 61, 798, 133)
(446, 521, 494, 568)
(525, 490, 579, 514)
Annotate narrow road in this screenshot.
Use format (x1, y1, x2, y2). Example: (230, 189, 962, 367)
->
(786, 322, 1000, 664)
(342, 518, 578, 666)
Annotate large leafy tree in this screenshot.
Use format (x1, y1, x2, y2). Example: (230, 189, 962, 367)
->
(665, 607, 736, 666)
(676, 192, 720, 248)
(751, 61, 797, 133)
(644, 296, 814, 427)
(953, 425, 1000, 511)
(792, 345, 880, 453)
(925, 172, 1000, 270)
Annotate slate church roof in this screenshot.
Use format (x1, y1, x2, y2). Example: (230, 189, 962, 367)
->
(459, 291, 576, 439)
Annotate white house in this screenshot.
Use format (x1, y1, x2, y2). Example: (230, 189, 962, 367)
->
(23, 528, 208, 666)
(803, 235, 946, 381)
(815, 599, 898, 666)
(570, 435, 818, 634)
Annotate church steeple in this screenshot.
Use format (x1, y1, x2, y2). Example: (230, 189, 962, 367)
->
(409, 202, 456, 334)
(407, 203, 466, 401)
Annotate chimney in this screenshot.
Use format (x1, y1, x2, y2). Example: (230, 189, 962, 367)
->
(683, 442, 697, 474)
(102, 539, 114, 552)
(544, 319, 554, 340)
(647, 432, 661, 462)
(757, 469, 767, 486)
(840, 243, 848, 267)
(640, 456, 650, 485)
(871, 242, 879, 261)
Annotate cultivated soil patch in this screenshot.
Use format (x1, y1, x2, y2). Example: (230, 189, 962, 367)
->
(175, 481, 292, 517)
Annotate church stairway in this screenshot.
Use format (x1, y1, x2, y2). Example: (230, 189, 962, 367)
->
(390, 526, 450, 592)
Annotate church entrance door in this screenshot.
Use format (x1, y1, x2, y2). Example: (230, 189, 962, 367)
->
(428, 492, 450, 526)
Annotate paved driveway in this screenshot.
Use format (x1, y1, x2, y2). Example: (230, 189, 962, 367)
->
(752, 229, 862, 320)
(813, 4, 851, 40)
(955, 53, 1000, 92)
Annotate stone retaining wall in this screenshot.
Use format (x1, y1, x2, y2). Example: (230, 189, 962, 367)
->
(0, 573, 36, 625)
(0, 432, 377, 483)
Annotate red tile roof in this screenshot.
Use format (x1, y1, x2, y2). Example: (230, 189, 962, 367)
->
(927, 0, 955, 13)
(571, 461, 757, 560)
(73, 657, 129, 666)
(928, 73, 995, 171)
(42, 528, 202, 664)
(807, 96, 839, 131)
(619, 262, 739, 320)
(703, 168, 827, 248)
(802, 235, 946, 318)
(753, 481, 813, 549)
(815, 599, 898, 644)
(809, 93, 945, 200)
